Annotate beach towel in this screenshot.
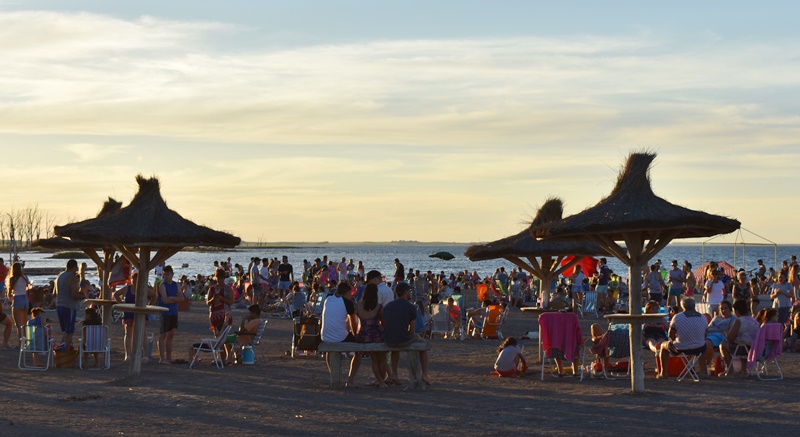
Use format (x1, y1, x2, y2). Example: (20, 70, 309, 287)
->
(540, 312, 583, 362)
(747, 323, 783, 370)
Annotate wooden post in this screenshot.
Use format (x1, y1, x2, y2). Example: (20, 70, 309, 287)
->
(329, 352, 342, 388)
(407, 351, 425, 390)
(101, 250, 113, 329)
(129, 247, 150, 376)
(628, 260, 644, 393)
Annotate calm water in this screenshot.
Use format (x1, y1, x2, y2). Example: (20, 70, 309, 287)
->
(13, 243, 798, 287)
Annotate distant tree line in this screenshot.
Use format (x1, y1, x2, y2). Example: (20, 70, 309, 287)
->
(0, 205, 69, 252)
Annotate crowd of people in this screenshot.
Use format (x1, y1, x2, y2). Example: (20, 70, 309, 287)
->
(4, 251, 799, 381)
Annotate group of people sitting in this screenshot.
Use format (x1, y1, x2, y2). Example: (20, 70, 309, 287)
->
(589, 296, 785, 379)
(319, 271, 431, 389)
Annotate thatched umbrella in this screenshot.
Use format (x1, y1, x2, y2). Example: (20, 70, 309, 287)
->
(531, 152, 740, 392)
(54, 176, 240, 376)
(34, 198, 123, 327)
(465, 197, 607, 307)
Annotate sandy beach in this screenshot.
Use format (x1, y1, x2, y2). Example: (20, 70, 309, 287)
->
(1, 295, 798, 437)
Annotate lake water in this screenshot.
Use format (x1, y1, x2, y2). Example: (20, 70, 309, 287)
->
(12, 242, 798, 287)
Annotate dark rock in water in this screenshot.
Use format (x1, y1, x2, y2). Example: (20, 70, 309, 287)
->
(429, 251, 455, 260)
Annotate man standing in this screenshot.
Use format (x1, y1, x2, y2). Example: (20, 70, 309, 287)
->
(250, 257, 262, 307)
(393, 259, 405, 290)
(158, 265, 185, 364)
(321, 282, 360, 387)
(367, 270, 393, 308)
(338, 257, 348, 284)
(594, 258, 613, 312)
(54, 259, 82, 348)
(278, 256, 294, 299)
(384, 282, 431, 386)
(667, 260, 685, 307)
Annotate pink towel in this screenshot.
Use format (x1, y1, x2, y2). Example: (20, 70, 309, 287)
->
(747, 323, 783, 369)
(540, 312, 583, 362)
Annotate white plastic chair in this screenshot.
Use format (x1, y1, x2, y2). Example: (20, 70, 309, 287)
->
(189, 325, 232, 369)
(79, 325, 111, 370)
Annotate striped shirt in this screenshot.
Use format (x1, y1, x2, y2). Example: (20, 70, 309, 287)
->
(670, 311, 707, 349)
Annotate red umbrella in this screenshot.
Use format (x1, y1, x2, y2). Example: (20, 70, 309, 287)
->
(560, 256, 598, 278)
(694, 261, 737, 284)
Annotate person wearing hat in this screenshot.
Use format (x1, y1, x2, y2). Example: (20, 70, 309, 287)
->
(366, 270, 393, 308)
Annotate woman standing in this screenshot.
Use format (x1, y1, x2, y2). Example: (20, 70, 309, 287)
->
(6, 262, 30, 342)
(207, 268, 234, 337)
(356, 283, 388, 388)
(731, 271, 751, 306)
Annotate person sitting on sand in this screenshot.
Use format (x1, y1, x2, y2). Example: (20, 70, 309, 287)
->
(657, 298, 707, 379)
(492, 337, 527, 377)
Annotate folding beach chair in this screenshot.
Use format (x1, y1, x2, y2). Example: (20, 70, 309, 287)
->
(19, 325, 54, 371)
(747, 323, 784, 381)
(539, 312, 584, 380)
(578, 290, 599, 318)
(79, 325, 111, 370)
(581, 323, 630, 380)
(292, 316, 321, 357)
(676, 350, 704, 382)
(189, 325, 232, 369)
(428, 304, 450, 339)
(238, 319, 268, 366)
(480, 305, 509, 340)
(476, 283, 490, 304)
(449, 293, 466, 340)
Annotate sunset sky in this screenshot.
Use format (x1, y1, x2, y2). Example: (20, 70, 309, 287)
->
(1, 1, 798, 243)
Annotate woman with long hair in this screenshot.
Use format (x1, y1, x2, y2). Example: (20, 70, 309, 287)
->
(6, 262, 30, 341)
(355, 283, 388, 388)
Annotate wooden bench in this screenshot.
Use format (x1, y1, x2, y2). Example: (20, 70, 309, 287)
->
(318, 341, 431, 390)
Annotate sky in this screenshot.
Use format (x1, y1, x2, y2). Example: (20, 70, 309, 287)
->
(1, 1, 799, 244)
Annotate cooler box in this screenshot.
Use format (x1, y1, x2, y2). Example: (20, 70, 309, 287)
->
(656, 356, 684, 377)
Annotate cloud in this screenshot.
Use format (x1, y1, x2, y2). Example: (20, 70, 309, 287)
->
(1, 10, 798, 152)
(62, 143, 131, 162)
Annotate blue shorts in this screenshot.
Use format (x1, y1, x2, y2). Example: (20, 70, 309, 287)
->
(0, 283, 5, 292)
(56, 306, 77, 334)
(595, 285, 608, 294)
(668, 287, 683, 297)
(12, 294, 29, 310)
(707, 332, 726, 347)
(251, 283, 263, 296)
(279, 280, 291, 290)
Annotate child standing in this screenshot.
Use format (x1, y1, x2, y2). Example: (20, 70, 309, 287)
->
(492, 337, 527, 377)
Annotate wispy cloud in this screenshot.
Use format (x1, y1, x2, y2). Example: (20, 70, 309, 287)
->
(1, 10, 798, 152)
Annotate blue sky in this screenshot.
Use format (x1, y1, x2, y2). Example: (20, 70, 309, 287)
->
(1, 1, 798, 243)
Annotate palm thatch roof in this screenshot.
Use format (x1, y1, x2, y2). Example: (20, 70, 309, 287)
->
(530, 152, 740, 241)
(34, 197, 123, 250)
(54, 176, 240, 248)
(465, 197, 607, 261)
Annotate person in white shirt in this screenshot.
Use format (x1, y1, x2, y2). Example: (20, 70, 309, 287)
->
(366, 270, 393, 308)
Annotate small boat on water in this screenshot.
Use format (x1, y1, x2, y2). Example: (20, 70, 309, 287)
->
(181, 263, 189, 268)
